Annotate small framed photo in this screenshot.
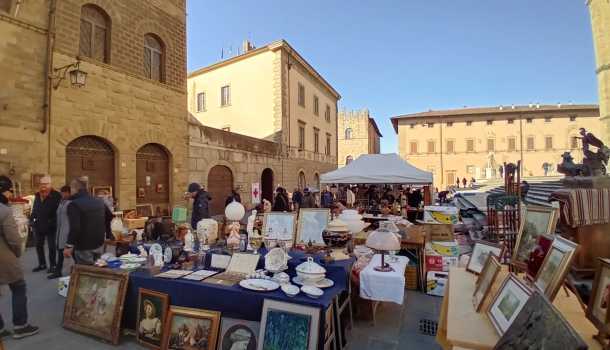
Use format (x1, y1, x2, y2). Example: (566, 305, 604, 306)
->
(162, 306, 221, 350)
(263, 212, 296, 242)
(92, 186, 113, 198)
(473, 255, 502, 312)
(534, 236, 578, 301)
(487, 274, 532, 335)
(136, 204, 154, 218)
(466, 240, 504, 274)
(586, 258, 610, 333)
(136, 288, 169, 349)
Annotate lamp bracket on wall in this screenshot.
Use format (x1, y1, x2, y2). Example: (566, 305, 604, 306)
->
(51, 57, 87, 89)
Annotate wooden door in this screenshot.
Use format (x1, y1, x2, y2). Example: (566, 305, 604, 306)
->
(207, 165, 233, 216)
(261, 168, 274, 202)
(66, 136, 115, 193)
(136, 143, 170, 216)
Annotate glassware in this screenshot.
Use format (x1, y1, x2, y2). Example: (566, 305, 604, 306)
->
(250, 236, 262, 254)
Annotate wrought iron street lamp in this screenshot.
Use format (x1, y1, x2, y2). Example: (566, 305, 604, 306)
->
(52, 58, 87, 89)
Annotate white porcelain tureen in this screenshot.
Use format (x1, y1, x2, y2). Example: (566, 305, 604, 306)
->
(295, 257, 326, 285)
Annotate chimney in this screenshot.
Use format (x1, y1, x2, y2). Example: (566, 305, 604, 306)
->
(242, 40, 255, 54)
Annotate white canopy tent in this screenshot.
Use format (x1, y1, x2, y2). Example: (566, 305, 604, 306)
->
(320, 153, 433, 185)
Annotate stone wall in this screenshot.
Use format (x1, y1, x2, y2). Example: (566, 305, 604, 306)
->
(588, 0, 610, 143)
(338, 109, 374, 166)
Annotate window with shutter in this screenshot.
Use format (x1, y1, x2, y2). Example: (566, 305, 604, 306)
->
(0, 0, 11, 13)
(79, 5, 109, 63)
(144, 34, 163, 82)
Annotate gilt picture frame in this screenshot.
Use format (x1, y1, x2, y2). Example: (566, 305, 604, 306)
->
(466, 240, 504, 275)
(586, 258, 610, 333)
(63, 265, 129, 345)
(162, 306, 221, 350)
(136, 288, 169, 349)
(473, 255, 502, 312)
(512, 205, 558, 268)
(487, 274, 532, 335)
(534, 236, 578, 301)
(296, 208, 330, 246)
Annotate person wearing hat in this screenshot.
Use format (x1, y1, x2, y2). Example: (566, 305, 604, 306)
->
(301, 187, 317, 209)
(29, 175, 61, 273)
(187, 183, 211, 229)
(0, 175, 39, 339)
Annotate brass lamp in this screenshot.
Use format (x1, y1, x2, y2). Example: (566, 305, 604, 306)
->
(365, 226, 400, 272)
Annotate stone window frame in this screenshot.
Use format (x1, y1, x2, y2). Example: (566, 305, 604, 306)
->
(465, 138, 475, 153)
(143, 33, 165, 83)
(221, 85, 231, 107)
(298, 83, 305, 107)
(346, 155, 353, 165)
(526, 118, 533, 124)
(313, 95, 319, 116)
(544, 116, 552, 123)
(325, 104, 331, 123)
(410, 123, 416, 129)
(466, 165, 475, 175)
(507, 136, 517, 152)
(344, 128, 352, 140)
(325, 133, 331, 156)
(446, 121, 453, 127)
(544, 135, 553, 150)
(409, 141, 418, 154)
(569, 115, 577, 122)
(427, 139, 436, 154)
(487, 138, 496, 152)
(79, 4, 111, 64)
(313, 127, 320, 153)
(298, 121, 306, 151)
(196, 92, 205, 112)
(507, 118, 515, 124)
(446, 139, 456, 154)
(466, 120, 473, 126)
(486, 120, 493, 126)
(526, 135, 535, 150)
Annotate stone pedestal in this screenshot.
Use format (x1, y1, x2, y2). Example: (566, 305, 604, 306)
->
(560, 175, 610, 189)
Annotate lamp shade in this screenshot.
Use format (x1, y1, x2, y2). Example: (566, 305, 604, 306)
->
(365, 228, 400, 251)
(69, 67, 87, 87)
(225, 200, 245, 221)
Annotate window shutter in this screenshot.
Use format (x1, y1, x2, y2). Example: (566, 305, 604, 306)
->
(144, 47, 152, 78)
(152, 51, 161, 81)
(80, 20, 92, 57)
(93, 25, 106, 61)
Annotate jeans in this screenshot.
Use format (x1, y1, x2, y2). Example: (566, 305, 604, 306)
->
(35, 230, 56, 268)
(56, 249, 64, 275)
(0, 280, 28, 329)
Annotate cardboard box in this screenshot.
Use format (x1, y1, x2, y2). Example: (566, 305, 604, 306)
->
(58, 276, 70, 298)
(417, 222, 454, 241)
(423, 206, 459, 224)
(425, 255, 459, 272)
(426, 271, 449, 297)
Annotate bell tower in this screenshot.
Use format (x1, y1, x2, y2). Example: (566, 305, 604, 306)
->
(588, 0, 610, 143)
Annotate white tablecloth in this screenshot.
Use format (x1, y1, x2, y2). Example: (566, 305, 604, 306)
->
(359, 254, 409, 304)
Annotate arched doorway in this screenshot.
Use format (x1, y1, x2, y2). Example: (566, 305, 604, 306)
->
(66, 135, 115, 194)
(314, 173, 320, 190)
(298, 171, 306, 190)
(346, 155, 353, 165)
(261, 168, 274, 202)
(136, 143, 170, 216)
(208, 165, 233, 216)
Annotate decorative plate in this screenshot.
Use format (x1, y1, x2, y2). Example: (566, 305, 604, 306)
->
(149, 243, 163, 256)
(265, 248, 288, 272)
(301, 285, 324, 299)
(292, 276, 335, 288)
(239, 278, 280, 292)
(163, 247, 173, 263)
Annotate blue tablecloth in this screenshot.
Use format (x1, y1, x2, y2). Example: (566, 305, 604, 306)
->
(122, 249, 354, 349)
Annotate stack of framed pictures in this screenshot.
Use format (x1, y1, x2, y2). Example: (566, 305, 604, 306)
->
(472, 255, 502, 312)
(466, 241, 505, 275)
(532, 236, 578, 301)
(487, 274, 533, 335)
(586, 258, 610, 343)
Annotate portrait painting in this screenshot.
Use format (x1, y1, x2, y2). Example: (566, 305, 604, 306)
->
(495, 292, 587, 350)
(63, 265, 129, 345)
(263, 213, 296, 241)
(587, 258, 610, 332)
(297, 209, 330, 245)
(137, 289, 169, 349)
(162, 306, 221, 350)
(488, 274, 532, 335)
(219, 317, 259, 350)
(466, 241, 504, 274)
(473, 255, 501, 312)
(258, 299, 320, 350)
(534, 236, 578, 301)
(512, 205, 558, 266)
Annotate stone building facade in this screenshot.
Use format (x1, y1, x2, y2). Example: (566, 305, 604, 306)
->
(338, 109, 382, 167)
(0, 0, 188, 211)
(588, 0, 610, 143)
(187, 40, 339, 196)
(392, 105, 601, 188)
(188, 117, 333, 215)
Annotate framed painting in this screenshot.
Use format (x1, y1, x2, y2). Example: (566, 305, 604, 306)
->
(258, 299, 320, 350)
(297, 209, 330, 245)
(586, 258, 610, 332)
(494, 291, 587, 350)
(219, 317, 259, 350)
(162, 306, 221, 350)
(136, 204, 154, 218)
(63, 265, 130, 345)
(512, 205, 558, 268)
(31, 173, 44, 190)
(487, 274, 532, 335)
(92, 186, 113, 198)
(466, 240, 504, 274)
(473, 255, 502, 312)
(137, 288, 169, 349)
(534, 236, 578, 301)
(263, 212, 296, 242)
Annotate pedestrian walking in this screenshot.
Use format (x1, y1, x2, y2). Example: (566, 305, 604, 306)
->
(301, 188, 317, 209)
(63, 178, 112, 265)
(462, 177, 467, 188)
(187, 183, 211, 230)
(48, 185, 71, 279)
(272, 187, 289, 212)
(30, 175, 61, 273)
(292, 187, 303, 212)
(456, 177, 461, 188)
(0, 175, 39, 340)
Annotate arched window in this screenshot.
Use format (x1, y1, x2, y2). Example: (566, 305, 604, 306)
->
(345, 128, 352, 140)
(298, 171, 306, 190)
(144, 34, 164, 82)
(79, 4, 110, 63)
(346, 155, 353, 165)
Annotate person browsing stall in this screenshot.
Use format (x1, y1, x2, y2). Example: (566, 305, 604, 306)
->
(48, 185, 71, 279)
(188, 183, 211, 229)
(29, 175, 61, 273)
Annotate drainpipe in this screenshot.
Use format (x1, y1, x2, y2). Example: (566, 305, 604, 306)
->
(519, 114, 524, 175)
(439, 120, 444, 188)
(42, 0, 57, 174)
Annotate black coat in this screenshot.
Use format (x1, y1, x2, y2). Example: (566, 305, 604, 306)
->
(30, 189, 61, 234)
(66, 190, 112, 250)
(272, 193, 289, 212)
(191, 190, 211, 228)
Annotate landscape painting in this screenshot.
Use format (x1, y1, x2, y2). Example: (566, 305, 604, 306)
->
(162, 307, 220, 350)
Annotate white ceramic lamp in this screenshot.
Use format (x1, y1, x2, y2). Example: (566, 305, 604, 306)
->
(225, 200, 245, 221)
(366, 228, 400, 272)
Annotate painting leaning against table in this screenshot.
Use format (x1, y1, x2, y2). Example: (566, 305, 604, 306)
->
(258, 300, 320, 350)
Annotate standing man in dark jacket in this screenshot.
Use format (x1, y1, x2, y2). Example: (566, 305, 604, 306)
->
(63, 178, 112, 265)
(30, 175, 61, 273)
(272, 187, 290, 212)
(0, 176, 39, 339)
(292, 187, 303, 212)
(48, 185, 71, 279)
(188, 183, 211, 229)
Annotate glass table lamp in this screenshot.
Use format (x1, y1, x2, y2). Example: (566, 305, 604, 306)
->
(365, 227, 401, 272)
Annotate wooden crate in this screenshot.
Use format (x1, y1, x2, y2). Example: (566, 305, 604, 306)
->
(405, 264, 419, 290)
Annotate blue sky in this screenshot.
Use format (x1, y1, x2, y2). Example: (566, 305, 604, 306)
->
(186, 0, 598, 153)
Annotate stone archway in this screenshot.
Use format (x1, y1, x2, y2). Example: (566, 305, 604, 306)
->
(261, 168, 274, 202)
(208, 165, 233, 216)
(136, 143, 170, 216)
(66, 135, 115, 193)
